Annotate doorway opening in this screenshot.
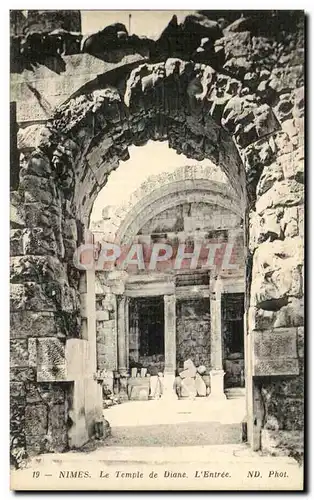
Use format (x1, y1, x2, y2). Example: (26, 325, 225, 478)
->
(129, 296, 165, 374)
(222, 293, 245, 388)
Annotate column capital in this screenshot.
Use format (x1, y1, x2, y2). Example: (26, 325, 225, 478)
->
(116, 294, 126, 306)
(164, 294, 176, 305)
(210, 275, 223, 296)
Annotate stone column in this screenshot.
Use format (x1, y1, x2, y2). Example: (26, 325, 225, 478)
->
(209, 277, 226, 400)
(77, 269, 103, 439)
(117, 295, 129, 400)
(162, 294, 178, 400)
(125, 297, 130, 371)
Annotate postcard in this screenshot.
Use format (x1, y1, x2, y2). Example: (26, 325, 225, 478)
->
(10, 9, 304, 491)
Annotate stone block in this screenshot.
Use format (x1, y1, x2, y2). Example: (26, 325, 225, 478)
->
(256, 162, 284, 197)
(253, 328, 298, 359)
(37, 337, 67, 382)
(10, 255, 67, 285)
(10, 229, 24, 256)
(25, 404, 47, 436)
(68, 380, 89, 449)
(274, 93, 294, 122)
(256, 180, 304, 215)
(130, 385, 149, 401)
(223, 31, 251, 59)
(252, 328, 299, 376)
(37, 364, 67, 383)
(47, 404, 68, 452)
(22, 227, 59, 257)
(251, 209, 282, 245)
(96, 319, 115, 335)
(10, 367, 36, 382)
(269, 66, 303, 94)
(251, 238, 303, 308)
(281, 207, 299, 238)
(297, 327, 304, 358)
(254, 358, 299, 376)
(11, 382, 25, 398)
(21, 174, 57, 205)
(261, 429, 304, 459)
(10, 282, 62, 312)
(10, 339, 28, 367)
(65, 338, 91, 381)
(25, 435, 49, 456)
(96, 343, 107, 356)
(249, 297, 304, 330)
(96, 310, 110, 321)
(97, 353, 107, 371)
(273, 298, 304, 328)
(128, 378, 150, 401)
(280, 151, 304, 184)
(28, 338, 37, 367)
(298, 206, 304, 238)
(10, 311, 62, 338)
(26, 383, 65, 405)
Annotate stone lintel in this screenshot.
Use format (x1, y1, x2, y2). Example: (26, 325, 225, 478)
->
(126, 281, 175, 297)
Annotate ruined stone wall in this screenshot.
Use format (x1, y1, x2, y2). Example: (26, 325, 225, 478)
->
(176, 298, 211, 370)
(95, 280, 117, 372)
(10, 10, 304, 462)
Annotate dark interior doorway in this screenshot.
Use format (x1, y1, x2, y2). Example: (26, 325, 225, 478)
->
(222, 293, 245, 388)
(138, 296, 164, 356)
(129, 296, 165, 373)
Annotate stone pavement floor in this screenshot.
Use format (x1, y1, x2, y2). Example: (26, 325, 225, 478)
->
(11, 399, 303, 490)
(102, 398, 245, 447)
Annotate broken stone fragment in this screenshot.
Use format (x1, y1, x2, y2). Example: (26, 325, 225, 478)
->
(181, 14, 222, 42)
(130, 385, 149, 401)
(201, 374, 211, 389)
(180, 377, 197, 399)
(195, 373, 207, 396)
(149, 375, 162, 399)
(197, 365, 207, 375)
(184, 358, 196, 371)
(224, 17, 257, 34)
(180, 369, 195, 379)
(174, 376, 182, 398)
(251, 238, 303, 309)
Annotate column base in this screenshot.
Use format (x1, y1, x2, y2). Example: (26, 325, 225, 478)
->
(208, 369, 227, 400)
(160, 373, 178, 400)
(118, 369, 129, 402)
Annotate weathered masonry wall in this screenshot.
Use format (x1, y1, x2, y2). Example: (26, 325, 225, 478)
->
(10, 10, 304, 464)
(176, 298, 211, 371)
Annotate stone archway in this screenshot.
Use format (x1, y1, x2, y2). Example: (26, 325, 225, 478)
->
(11, 15, 304, 463)
(92, 164, 243, 245)
(92, 161, 246, 407)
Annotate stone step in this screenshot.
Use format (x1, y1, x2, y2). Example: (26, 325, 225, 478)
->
(225, 387, 246, 399)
